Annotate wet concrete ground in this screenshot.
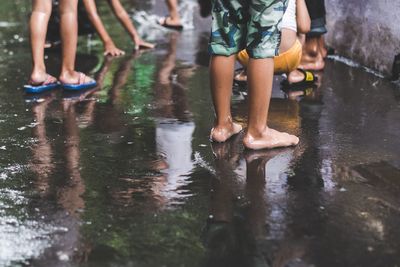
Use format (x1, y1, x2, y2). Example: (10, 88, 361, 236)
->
(1, 1, 400, 267)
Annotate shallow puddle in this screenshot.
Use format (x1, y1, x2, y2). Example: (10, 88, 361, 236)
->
(0, 1, 400, 267)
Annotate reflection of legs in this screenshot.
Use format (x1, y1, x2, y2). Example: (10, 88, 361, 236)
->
(155, 33, 178, 117)
(59, 0, 94, 84)
(243, 59, 299, 150)
(210, 139, 241, 222)
(109, 54, 136, 106)
(58, 101, 85, 216)
(210, 55, 242, 142)
(244, 151, 275, 267)
(30, 0, 57, 84)
(245, 154, 268, 240)
(204, 140, 243, 267)
(94, 56, 114, 87)
(30, 97, 55, 195)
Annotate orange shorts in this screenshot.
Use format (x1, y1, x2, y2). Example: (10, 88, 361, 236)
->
(237, 39, 302, 74)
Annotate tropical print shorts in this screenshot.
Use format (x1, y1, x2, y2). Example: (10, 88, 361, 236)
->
(208, 0, 287, 58)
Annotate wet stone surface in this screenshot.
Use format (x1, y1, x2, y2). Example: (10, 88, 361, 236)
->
(1, 1, 400, 267)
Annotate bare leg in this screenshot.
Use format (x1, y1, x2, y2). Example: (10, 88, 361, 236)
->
(243, 58, 299, 150)
(209, 55, 242, 142)
(159, 0, 182, 26)
(108, 0, 154, 50)
(298, 36, 325, 71)
(58, 0, 94, 84)
(29, 0, 57, 84)
(166, 0, 181, 24)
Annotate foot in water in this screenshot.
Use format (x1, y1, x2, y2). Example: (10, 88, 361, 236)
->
(210, 121, 242, 143)
(243, 127, 299, 150)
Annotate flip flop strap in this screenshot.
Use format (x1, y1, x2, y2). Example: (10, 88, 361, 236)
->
(78, 72, 86, 85)
(43, 74, 54, 85)
(297, 68, 315, 82)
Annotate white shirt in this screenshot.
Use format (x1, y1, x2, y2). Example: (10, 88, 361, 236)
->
(281, 0, 297, 32)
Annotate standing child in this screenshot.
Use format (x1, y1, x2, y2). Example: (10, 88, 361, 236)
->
(25, 0, 96, 93)
(209, 0, 299, 149)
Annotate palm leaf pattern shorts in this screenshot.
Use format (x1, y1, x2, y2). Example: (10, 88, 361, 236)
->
(208, 0, 287, 58)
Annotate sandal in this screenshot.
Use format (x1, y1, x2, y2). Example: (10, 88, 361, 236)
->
(24, 74, 60, 94)
(281, 69, 317, 89)
(158, 17, 183, 31)
(61, 72, 97, 91)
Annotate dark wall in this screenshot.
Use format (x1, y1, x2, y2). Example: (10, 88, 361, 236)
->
(326, 0, 400, 76)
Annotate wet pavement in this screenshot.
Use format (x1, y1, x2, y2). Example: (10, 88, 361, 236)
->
(1, 1, 400, 267)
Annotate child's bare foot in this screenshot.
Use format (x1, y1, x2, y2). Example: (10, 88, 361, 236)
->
(210, 122, 242, 143)
(243, 127, 299, 150)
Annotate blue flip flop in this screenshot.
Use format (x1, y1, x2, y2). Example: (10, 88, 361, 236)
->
(24, 75, 60, 94)
(62, 72, 97, 91)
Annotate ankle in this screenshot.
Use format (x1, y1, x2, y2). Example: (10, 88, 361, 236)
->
(31, 69, 47, 82)
(32, 65, 46, 75)
(214, 116, 234, 128)
(59, 70, 76, 80)
(246, 125, 267, 138)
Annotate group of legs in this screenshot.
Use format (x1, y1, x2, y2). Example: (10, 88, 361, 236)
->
(27, 0, 182, 92)
(28, 0, 95, 92)
(209, 0, 327, 150)
(28, 0, 322, 150)
(234, 0, 323, 89)
(209, 0, 300, 150)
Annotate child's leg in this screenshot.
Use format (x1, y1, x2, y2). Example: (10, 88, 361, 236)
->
(243, 0, 299, 149)
(165, 0, 181, 24)
(244, 58, 298, 149)
(210, 55, 242, 142)
(208, 0, 248, 142)
(159, 0, 182, 28)
(107, 0, 154, 49)
(82, 0, 125, 56)
(58, 0, 94, 84)
(30, 0, 56, 83)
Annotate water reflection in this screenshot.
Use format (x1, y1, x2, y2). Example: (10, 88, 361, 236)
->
(152, 32, 196, 207)
(204, 132, 302, 267)
(29, 94, 56, 198)
(27, 91, 97, 264)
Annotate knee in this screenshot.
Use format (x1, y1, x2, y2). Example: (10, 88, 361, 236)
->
(32, 0, 52, 15)
(59, 0, 78, 15)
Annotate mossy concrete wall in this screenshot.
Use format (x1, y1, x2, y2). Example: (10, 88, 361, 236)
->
(326, 1, 400, 76)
